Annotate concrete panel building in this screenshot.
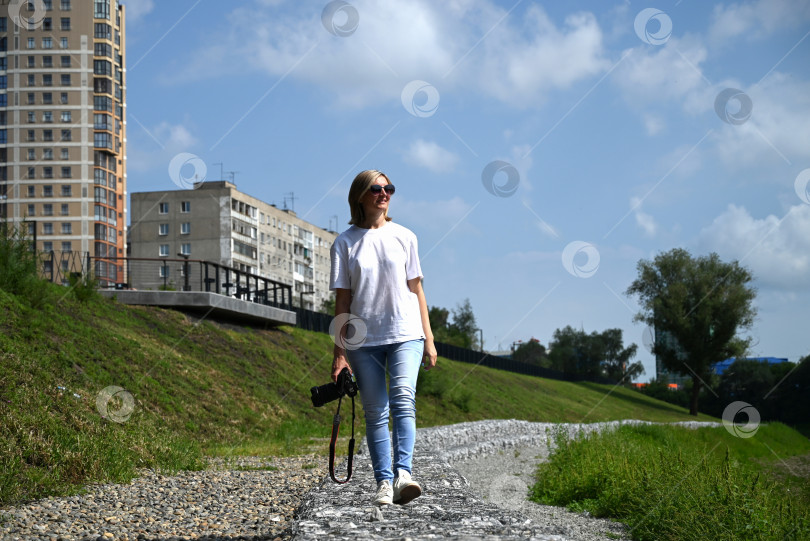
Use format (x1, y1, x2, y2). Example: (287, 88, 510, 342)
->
(129, 181, 338, 311)
(0, 0, 127, 286)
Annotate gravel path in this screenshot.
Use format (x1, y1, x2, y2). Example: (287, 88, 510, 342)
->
(1, 419, 722, 540)
(0, 455, 326, 541)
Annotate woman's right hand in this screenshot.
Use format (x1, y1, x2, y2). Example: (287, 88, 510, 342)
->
(332, 353, 351, 382)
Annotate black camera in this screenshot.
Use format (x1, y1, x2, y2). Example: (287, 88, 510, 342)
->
(310, 367, 358, 408)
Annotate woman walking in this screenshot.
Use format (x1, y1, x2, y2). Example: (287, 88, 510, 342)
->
(330, 169, 437, 506)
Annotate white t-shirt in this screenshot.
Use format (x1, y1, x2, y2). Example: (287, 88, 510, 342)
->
(330, 222, 425, 347)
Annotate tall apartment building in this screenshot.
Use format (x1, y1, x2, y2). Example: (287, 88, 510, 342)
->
(129, 182, 338, 311)
(0, 0, 127, 286)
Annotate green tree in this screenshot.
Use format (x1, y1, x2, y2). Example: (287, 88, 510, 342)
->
(319, 293, 336, 315)
(428, 299, 479, 349)
(547, 326, 642, 381)
(626, 248, 756, 416)
(600, 328, 644, 383)
(513, 338, 549, 368)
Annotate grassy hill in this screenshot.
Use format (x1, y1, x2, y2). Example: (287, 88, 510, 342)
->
(0, 280, 770, 507)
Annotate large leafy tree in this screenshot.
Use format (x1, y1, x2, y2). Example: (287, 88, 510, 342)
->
(547, 326, 642, 381)
(626, 248, 756, 416)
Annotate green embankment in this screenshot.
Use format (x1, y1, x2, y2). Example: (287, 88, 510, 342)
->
(532, 423, 810, 540)
(0, 284, 805, 513)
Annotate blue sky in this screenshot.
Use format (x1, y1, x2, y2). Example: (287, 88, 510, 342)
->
(122, 0, 810, 381)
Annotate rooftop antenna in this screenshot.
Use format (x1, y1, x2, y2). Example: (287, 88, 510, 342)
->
(226, 171, 239, 184)
(212, 162, 224, 181)
(284, 192, 297, 212)
(329, 215, 338, 232)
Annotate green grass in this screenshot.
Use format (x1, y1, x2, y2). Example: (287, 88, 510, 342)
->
(531, 423, 810, 540)
(0, 275, 726, 507)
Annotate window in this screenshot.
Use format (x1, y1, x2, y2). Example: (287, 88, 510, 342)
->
(43, 74, 52, 86)
(94, 95, 112, 111)
(61, 129, 71, 141)
(27, 93, 36, 105)
(181, 222, 190, 235)
(62, 241, 71, 252)
(43, 242, 53, 252)
(60, 74, 70, 86)
(27, 74, 35, 87)
(43, 167, 53, 179)
(61, 111, 71, 122)
(43, 223, 53, 235)
(181, 201, 191, 213)
(95, 23, 111, 39)
(28, 204, 35, 216)
(0, 95, 6, 107)
(61, 167, 71, 178)
(158, 223, 169, 236)
(43, 130, 53, 141)
(0, 130, 5, 144)
(61, 223, 72, 234)
(61, 56, 70, 68)
(27, 167, 36, 178)
(94, 133, 112, 149)
(28, 130, 36, 142)
(61, 0, 71, 9)
(60, 38, 68, 49)
(43, 38, 53, 49)
(60, 204, 69, 215)
(60, 18, 70, 31)
(159, 244, 169, 257)
(94, 43, 112, 57)
(61, 185, 71, 197)
(180, 243, 191, 256)
(28, 56, 36, 68)
(60, 148, 69, 159)
(43, 0, 53, 10)
(159, 266, 169, 278)
(43, 112, 53, 124)
(159, 202, 169, 214)
(42, 18, 52, 31)
(93, 60, 111, 76)
(95, 0, 110, 19)
(94, 113, 110, 130)
(43, 148, 53, 159)
(43, 204, 53, 216)
(27, 38, 35, 49)
(28, 149, 36, 160)
(42, 56, 53, 68)
(0, 17, 5, 32)
(43, 93, 53, 104)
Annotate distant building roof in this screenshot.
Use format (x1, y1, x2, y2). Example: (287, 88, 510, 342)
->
(712, 357, 789, 375)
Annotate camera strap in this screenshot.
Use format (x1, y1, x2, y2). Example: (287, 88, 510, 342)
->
(328, 394, 355, 484)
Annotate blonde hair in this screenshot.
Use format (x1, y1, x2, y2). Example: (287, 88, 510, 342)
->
(348, 170, 393, 225)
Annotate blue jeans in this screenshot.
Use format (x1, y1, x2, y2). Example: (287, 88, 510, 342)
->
(348, 339, 424, 483)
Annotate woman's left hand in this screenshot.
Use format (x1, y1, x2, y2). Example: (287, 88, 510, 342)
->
(422, 338, 437, 370)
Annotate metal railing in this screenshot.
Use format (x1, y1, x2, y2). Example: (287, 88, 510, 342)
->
(39, 253, 294, 310)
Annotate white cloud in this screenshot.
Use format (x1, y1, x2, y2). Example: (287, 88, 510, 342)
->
(698, 203, 810, 289)
(643, 113, 664, 135)
(630, 197, 658, 238)
(173, 1, 608, 109)
(121, 0, 155, 22)
(709, 0, 810, 44)
(614, 37, 708, 105)
(710, 74, 810, 169)
(127, 121, 200, 173)
(404, 139, 459, 173)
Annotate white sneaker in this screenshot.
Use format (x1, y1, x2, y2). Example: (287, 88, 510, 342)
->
(393, 469, 422, 505)
(374, 479, 393, 506)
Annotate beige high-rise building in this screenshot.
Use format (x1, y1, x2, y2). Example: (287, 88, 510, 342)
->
(0, 0, 127, 286)
(129, 182, 338, 311)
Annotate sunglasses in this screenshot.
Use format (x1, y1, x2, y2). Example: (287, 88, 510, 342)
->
(368, 184, 396, 195)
